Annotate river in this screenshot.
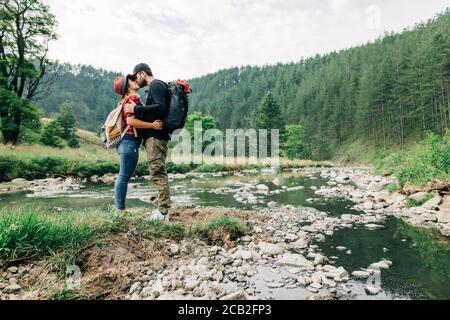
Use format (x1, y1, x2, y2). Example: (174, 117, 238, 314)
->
(1, 169, 449, 300)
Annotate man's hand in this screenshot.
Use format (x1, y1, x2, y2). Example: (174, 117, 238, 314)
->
(152, 120, 164, 130)
(124, 101, 137, 114)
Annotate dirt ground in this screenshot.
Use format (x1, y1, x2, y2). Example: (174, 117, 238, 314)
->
(15, 206, 262, 300)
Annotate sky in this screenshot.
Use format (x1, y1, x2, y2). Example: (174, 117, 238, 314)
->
(45, 0, 450, 80)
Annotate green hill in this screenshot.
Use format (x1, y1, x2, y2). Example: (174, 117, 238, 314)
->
(36, 10, 450, 161)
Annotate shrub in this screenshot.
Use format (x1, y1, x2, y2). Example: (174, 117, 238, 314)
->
(67, 131, 80, 148)
(41, 120, 64, 148)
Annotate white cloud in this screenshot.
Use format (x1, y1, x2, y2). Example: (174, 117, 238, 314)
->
(45, 0, 450, 80)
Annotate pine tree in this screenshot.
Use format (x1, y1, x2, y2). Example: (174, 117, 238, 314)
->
(256, 93, 284, 131)
(41, 121, 64, 148)
(57, 103, 77, 139)
(67, 130, 80, 148)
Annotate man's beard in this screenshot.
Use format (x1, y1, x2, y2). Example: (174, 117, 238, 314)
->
(138, 78, 148, 88)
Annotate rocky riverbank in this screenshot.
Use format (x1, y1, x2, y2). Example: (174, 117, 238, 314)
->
(314, 168, 450, 237)
(1, 203, 395, 300)
(1, 166, 449, 300)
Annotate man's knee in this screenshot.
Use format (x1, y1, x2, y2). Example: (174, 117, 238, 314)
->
(149, 160, 166, 176)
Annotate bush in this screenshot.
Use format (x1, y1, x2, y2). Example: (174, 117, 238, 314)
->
(377, 131, 450, 187)
(41, 120, 64, 148)
(67, 131, 80, 148)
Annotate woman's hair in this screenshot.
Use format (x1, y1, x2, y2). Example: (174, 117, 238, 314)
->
(124, 76, 136, 99)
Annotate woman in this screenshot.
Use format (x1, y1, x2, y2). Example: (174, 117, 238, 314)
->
(113, 75, 163, 213)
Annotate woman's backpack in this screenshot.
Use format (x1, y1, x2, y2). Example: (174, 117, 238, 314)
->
(100, 101, 135, 148)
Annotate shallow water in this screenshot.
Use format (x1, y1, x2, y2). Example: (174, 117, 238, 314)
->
(1, 171, 449, 300)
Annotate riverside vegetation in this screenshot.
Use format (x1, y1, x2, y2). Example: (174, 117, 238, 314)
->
(0, 0, 449, 300)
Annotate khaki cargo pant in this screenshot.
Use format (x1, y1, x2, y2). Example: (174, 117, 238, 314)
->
(144, 137, 171, 214)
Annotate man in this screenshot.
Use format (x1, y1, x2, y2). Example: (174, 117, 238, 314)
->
(125, 63, 171, 221)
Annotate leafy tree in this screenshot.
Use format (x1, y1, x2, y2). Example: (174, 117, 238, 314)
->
(40, 120, 64, 148)
(0, 0, 57, 144)
(184, 112, 219, 151)
(282, 125, 310, 159)
(56, 102, 76, 139)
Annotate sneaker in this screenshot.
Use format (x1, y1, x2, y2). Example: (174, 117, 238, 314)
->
(148, 209, 170, 222)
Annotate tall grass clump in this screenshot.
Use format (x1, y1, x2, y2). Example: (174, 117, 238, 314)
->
(374, 131, 450, 187)
(0, 208, 112, 262)
(396, 131, 450, 187)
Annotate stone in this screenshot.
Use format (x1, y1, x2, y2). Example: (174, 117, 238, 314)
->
(234, 250, 253, 261)
(256, 184, 269, 193)
(367, 181, 383, 192)
(284, 233, 298, 242)
(368, 260, 391, 270)
(322, 279, 336, 287)
(7, 267, 18, 274)
(272, 177, 284, 186)
(313, 255, 329, 266)
(408, 192, 429, 201)
(258, 243, 284, 256)
(363, 201, 374, 210)
(3, 284, 21, 294)
(350, 190, 364, 199)
(291, 238, 308, 249)
(437, 210, 450, 223)
(277, 253, 314, 269)
(184, 278, 200, 291)
(197, 257, 209, 265)
(336, 246, 347, 251)
(351, 270, 371, 278)
(169, 244, 180, 255)
(365, 285, 381, 295)
(286, 267, 302, 274)
(220, 290, 250, 300)
(129, 282, 142, 294)
(422, 195, 442, 210)
(266, 282, 285, 289)
(310, 282, 322, 290)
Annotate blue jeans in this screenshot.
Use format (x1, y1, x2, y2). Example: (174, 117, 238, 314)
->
(114, 134, 141, 210)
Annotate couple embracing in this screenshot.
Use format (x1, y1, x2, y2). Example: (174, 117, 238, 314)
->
(112, 63, 171, 221)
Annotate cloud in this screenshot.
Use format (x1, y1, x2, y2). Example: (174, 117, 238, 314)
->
(44, 0, 450, 80)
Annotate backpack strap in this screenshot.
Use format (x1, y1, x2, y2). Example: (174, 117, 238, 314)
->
(121, 125, 131, 138)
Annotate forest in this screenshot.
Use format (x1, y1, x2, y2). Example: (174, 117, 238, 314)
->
(28, 10, 450, 160)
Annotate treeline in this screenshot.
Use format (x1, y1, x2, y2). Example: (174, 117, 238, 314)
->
(34, 10, 450, 160)
(37, 64, 121, 132)
(189, 10, 450, 159)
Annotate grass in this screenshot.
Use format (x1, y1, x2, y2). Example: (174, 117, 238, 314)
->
(373, 131, 450, 188)
(405, 193, 434, 208)
(0, 207, 248, 266)
(0, 141, 332, 182)
(386, 182, 398, 193)
(0, 208, 114, 263)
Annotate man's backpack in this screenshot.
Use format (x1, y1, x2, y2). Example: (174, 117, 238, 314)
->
(162, 79, 191, 134)
(100, 101, 136, 148)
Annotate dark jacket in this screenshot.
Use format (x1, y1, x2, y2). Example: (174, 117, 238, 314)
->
(135, 79, 171, 141)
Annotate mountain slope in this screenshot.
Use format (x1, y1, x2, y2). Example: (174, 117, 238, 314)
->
(36, 10, 450, 159)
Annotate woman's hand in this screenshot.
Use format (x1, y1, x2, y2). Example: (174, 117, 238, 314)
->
(152, 120, 164, 130)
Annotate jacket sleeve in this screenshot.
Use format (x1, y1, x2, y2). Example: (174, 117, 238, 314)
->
(134, 81, 168, 117)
